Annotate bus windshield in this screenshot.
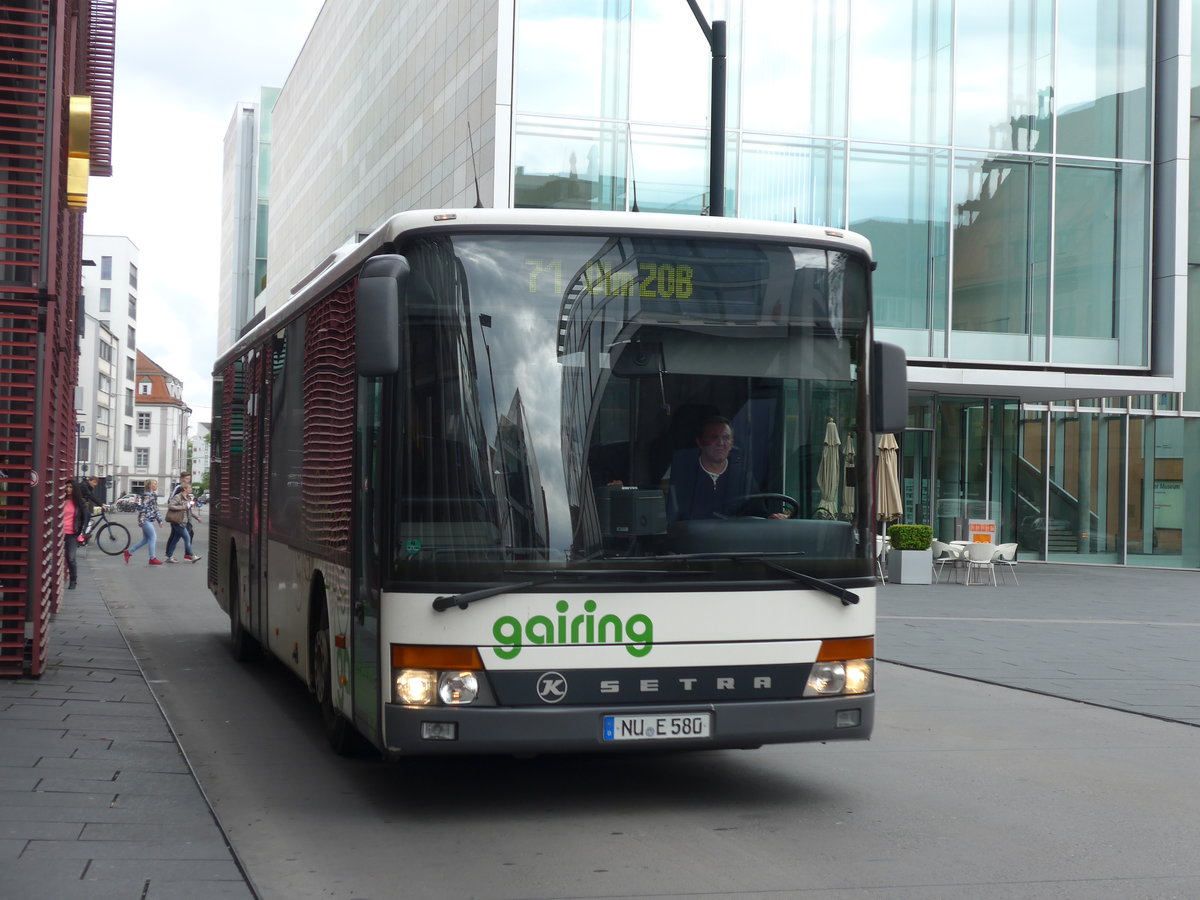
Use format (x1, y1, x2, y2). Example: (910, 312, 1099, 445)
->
(386, 231, 873, 582)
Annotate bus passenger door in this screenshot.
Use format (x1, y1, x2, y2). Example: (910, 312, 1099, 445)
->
(352, 377, 385, 742)
(246, 348, 268, 643)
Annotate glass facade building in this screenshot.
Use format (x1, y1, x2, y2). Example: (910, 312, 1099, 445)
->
(509, 0, 1200, 568)
(256, 0, 1199, 568)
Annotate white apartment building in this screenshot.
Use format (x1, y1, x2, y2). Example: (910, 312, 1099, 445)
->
(189, 422, 212, 491)
(80, 234, 140, 498)
(134, 351, 190, 494)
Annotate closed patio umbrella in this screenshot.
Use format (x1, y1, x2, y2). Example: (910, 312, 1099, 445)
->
(876, 432, 902, 523)
(815, 418, 840, 519)
(840, 432, 856, 519)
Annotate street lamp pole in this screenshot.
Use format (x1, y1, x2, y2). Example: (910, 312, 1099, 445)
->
(686, 1, 726, 217)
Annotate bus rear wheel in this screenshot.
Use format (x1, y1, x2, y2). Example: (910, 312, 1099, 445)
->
(312, 606, 357, 756)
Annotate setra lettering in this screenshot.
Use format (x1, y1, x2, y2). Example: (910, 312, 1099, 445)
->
(595, 675, 774, 694)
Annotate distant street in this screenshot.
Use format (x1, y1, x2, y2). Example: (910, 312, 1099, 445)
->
(93, 521, 1200, 900)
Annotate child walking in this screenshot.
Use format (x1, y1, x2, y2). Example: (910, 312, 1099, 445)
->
(124, 478, 164, 565)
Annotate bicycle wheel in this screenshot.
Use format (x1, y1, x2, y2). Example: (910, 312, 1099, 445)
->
(95, 521, 131, 555)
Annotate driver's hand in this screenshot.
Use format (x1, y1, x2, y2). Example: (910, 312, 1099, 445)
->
(769, 512, 790, 520)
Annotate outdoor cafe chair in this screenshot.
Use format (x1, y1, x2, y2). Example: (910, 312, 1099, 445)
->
(991, 542, 1019, 585)
(931, 539, 963, 583)
(964, 541, 998, 586)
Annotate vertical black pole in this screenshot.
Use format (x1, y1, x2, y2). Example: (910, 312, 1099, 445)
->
(709, 20, 726, 217)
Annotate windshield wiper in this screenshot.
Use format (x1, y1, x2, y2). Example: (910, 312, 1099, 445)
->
(431, 569, 700, 612)
(643, 552, 861, 607)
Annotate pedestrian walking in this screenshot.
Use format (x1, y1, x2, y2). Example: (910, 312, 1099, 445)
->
(164, 472, 203, 563)
(62, 477, 86, 589)
(124, 478, 164, 565)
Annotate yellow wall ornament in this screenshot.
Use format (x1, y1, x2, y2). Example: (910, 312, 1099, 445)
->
(67, 95, 92, 210)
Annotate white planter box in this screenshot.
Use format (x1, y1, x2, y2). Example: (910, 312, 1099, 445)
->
(887, 548, 932, 584)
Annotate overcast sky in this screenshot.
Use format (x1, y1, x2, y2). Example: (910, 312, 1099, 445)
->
(84, 0, 325, 431)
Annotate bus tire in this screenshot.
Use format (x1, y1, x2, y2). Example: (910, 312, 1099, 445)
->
(229, 552, 261, 662)
(312, 601, 357, 756)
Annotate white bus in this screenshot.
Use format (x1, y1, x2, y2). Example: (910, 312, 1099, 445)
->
(209, 208, 906, 758)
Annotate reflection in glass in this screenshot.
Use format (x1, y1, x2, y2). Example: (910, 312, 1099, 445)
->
(741, 0, 848, 138)
(1053, 162, 1148, 366)
(849, 145, 949, 350)
(513, 116, 628, 211)
(514, 0, 630, 120)
(628, 124, 708, 214)
(848, 0, 951, 145)
(951, 152, 1049, 357)
(953, 0, 1052, 152)
(629, 0, 718, 128)
(739, 136, 844, 227)
(1054, 0, 1150, 159)
(385, 231, 877, 584)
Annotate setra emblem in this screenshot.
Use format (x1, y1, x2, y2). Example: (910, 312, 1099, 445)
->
(536, 671, 568, 704)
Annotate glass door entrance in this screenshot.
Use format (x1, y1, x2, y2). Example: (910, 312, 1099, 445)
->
(900, 429, 932, 527)
(932, 398, 1019, 545)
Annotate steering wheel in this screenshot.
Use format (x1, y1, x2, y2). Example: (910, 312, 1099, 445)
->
(733, 492, 800, 518)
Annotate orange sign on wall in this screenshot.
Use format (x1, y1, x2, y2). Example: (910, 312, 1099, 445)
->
(968, 520, 996, 543)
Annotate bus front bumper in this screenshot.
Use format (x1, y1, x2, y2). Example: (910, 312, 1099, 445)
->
(380, 695, 873, 758)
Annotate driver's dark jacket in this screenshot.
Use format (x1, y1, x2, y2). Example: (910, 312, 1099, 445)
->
(666, 449, 764, 521)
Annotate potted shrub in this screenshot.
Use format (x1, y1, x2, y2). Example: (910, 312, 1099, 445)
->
(886, 524, 933, 584)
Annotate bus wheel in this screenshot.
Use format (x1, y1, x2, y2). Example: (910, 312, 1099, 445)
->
(312, 606, 356, 756)
(229, 554, 260, 662)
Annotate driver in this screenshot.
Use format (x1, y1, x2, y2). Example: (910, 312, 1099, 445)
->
(667, 417, 786, 521)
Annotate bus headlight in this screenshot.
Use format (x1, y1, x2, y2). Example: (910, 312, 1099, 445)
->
(438, 670, 480, 705)
(390, 645, 492, 707)
(395, 668, 437, 706)
(804, 659, 872, 697)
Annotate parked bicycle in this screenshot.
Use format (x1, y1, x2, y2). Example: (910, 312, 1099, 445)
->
(81, 507, 131, 555)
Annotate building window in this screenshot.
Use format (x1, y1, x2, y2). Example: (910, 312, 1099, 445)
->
(99, 287, 111, 312)
(124, 424, 132, 452)
(125, 388, 134, 417)
(126, 357, 135, 381)
(135, 447, 149, 468)
(129, 262, 138, 288)
(138, 380, 151, 395)
(128, 294, 137, 320)
(136, 411, 151, 431)
(100, 256, 112, 279)
(128, 325, 136, 351)
(98, 340, 113, 363)
(98, 373, 113, 394)
(97, 407, 110, 425)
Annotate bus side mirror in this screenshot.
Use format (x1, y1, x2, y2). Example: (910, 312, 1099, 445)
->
(357, 254, 410, 376)
(871, 341, 907, 434)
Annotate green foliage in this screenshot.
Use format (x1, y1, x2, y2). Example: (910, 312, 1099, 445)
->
(887, 524, 932, 551)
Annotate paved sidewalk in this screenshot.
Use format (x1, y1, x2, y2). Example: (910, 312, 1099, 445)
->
(879, 561, 1200, 726)
(0, 564, 255, 899)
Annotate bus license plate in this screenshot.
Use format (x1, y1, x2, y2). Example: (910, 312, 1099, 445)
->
(603, 713, 712, 742)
